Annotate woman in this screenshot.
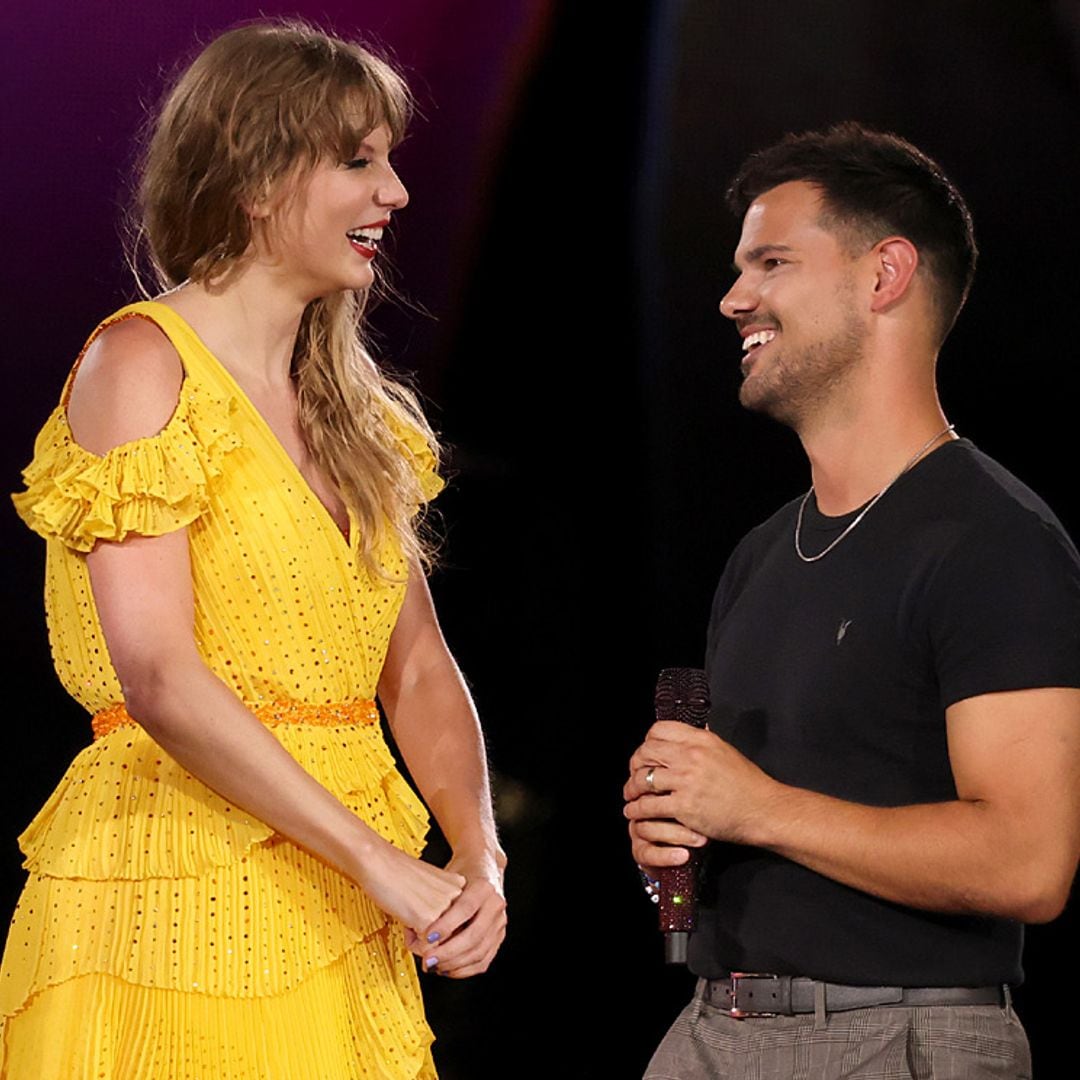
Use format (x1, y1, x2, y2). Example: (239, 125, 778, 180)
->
(1, 19, 505, 1078)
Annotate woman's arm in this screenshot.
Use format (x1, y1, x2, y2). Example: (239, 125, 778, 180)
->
(70, 320, 464, 935)
(377, 568, 508, 977)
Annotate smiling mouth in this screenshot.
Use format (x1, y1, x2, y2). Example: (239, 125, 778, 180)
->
(346, 225, 385, 257)
(742, 329, 777, 353)
(739, 329, 777, 376)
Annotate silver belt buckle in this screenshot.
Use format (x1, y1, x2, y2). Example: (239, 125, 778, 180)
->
(726, 971, 780, 1019)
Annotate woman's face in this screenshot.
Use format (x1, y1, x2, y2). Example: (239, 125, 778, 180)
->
(258, 123, 409, 299)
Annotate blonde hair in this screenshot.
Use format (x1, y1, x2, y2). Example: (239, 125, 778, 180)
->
(135, 19, 440, 574)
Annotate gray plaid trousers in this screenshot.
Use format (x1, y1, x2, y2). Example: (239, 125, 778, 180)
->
(644, 980, 1031, 1079)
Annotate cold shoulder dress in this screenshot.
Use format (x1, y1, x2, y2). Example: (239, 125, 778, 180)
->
(1, 301, 444, 1079)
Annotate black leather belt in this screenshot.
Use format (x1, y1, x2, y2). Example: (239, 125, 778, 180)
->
(704, 974, 1006, 1018)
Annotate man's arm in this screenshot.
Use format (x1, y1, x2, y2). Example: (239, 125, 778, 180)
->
(625, 686, 1080, 923)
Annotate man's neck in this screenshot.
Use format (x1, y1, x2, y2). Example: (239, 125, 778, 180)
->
(800, 394, 953, 516)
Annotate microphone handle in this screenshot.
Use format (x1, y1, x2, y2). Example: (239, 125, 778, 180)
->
(658, 859, 698, 964)
(653, 667, 710, 965)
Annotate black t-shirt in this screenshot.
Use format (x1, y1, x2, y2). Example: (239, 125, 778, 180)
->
(689, 439, 1080, 986)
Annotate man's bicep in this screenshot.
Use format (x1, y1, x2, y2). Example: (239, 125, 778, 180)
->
(947, 688, 1080, 800)
(947, 687, 1080, 918)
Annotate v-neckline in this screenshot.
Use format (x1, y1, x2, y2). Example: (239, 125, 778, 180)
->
(146, 301, 355, 552)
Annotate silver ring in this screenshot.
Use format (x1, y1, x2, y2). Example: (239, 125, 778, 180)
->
(645, 766, 656, 791)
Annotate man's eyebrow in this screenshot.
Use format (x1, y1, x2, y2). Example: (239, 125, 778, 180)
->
(732, 243, 796, 272)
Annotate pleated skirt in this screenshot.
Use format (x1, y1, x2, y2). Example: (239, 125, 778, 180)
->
(0, 713, 437, 1079)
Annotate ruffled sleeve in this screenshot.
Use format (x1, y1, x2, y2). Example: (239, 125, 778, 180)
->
(12, 380, 242, 552)
(384, 410, 445, 506)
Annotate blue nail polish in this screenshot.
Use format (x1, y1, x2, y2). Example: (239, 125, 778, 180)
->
(425, 956, 438, 969)
(427, 931, 440, 944)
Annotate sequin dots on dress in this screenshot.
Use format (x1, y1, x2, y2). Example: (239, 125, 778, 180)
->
(1, 302, 445, 1078)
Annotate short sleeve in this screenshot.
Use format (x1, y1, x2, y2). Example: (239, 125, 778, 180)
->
(383, 409, 444, 507)
(927, 513, 1080, 708)
(12, 379, 241, 552)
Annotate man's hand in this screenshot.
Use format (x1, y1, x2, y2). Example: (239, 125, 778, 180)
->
(624, 722, 779, 860)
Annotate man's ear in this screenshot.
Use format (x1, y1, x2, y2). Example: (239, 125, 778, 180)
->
(869, 236, 920, 313)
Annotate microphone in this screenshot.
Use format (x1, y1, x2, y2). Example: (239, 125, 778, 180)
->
(652, 667, 710, 964)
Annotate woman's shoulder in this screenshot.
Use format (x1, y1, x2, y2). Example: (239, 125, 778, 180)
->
(67, 309, 186, 456)
(13, 304, 242, 551)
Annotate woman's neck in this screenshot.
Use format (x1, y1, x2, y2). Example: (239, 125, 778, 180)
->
(160, 269, 309, 388)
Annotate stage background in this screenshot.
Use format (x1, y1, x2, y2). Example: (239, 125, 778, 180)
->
(3, 1, 1076, 1075)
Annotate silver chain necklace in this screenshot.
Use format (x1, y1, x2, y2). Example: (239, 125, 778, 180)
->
(794, 424, 956, 563)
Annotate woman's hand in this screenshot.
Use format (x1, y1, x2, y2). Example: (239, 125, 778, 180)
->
(409, 850, 507, 978)
(351, 838, 466, 936)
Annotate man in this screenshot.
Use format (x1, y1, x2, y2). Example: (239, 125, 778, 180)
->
(624, 123, 1080, 1078)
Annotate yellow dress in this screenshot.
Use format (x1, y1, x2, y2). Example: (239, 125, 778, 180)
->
(1, 301, 444, 1079)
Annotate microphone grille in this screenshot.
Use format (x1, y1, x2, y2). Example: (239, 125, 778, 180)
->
(654, 667, 710, 727)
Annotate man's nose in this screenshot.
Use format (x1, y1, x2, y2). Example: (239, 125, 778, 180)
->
(719, 275, 757, 320)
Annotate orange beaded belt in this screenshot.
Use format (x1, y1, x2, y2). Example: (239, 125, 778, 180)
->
(91, 699, 381, 740)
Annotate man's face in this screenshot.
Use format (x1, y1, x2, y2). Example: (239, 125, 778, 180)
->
(720, 180, 869, 429)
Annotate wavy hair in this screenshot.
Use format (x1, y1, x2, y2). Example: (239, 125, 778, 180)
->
(134, 19, 440, 574)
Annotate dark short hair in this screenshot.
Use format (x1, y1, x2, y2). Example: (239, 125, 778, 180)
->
(726, 122, 977, 342)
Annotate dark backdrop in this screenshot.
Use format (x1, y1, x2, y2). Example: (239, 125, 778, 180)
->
(3, 2, 1076, 1076)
